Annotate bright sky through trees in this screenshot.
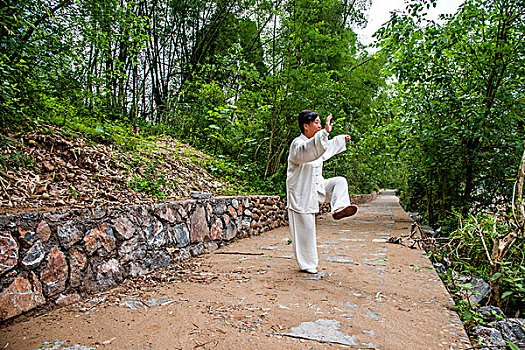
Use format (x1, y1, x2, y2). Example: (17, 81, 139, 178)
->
(355, 0, 465, 46)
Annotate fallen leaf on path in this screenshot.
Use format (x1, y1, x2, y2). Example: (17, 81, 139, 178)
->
(102, 337, 116, 345)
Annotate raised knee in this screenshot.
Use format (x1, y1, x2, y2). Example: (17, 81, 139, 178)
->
(335, 176, 348, 186)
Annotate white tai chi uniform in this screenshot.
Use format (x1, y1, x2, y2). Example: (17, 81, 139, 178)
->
(286, 129, 351, 270)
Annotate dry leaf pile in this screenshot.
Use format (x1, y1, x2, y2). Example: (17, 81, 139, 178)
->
(0, 125, 233, 214)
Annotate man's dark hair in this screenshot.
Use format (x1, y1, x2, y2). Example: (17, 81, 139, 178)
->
(298, 110, 319, 134)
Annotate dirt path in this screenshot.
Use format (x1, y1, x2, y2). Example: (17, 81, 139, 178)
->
(1, 190, 472, 349)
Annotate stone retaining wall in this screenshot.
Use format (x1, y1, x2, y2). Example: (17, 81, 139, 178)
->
(0, 195, 286, 322)
(318, 191, 379, 214)
(350, 191, 378, 204)
(0, 192, 378, 322)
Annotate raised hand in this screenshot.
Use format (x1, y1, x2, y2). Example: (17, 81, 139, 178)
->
(325, 114, 333, 133)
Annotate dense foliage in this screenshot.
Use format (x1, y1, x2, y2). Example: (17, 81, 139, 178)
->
(0, 0, 386, 195)
(376, 0, 525, 228)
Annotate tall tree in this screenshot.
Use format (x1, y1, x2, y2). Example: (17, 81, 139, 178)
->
(376, 0, 525, 226)
(0, 0, 74, 124)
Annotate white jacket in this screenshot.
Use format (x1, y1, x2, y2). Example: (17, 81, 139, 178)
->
(286, 130, 347, 213)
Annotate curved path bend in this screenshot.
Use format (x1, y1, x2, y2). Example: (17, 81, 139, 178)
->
(2, 190, 472, 349)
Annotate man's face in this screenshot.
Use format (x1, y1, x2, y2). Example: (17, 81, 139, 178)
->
(304, 117, 321, 139)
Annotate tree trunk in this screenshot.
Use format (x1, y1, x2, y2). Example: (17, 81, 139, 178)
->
(426, 171, 434, 226)
(441, 170, 447, 223)
(463, 150, 474, 215)
(515, 141, 525, 225)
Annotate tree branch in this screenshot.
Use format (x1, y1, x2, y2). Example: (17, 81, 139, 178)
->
(10, 0, 74, 63)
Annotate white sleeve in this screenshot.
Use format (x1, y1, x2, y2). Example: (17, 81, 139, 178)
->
(321, 135, 347, 161)
(288, 130, 329, 164)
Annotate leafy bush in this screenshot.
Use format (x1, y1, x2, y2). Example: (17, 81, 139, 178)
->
(429, 211, 524, 317)
(128, 166, 167, 199)
(0, 137, 35, 171)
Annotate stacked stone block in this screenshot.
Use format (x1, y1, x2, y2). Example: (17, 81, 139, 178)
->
(0, 195, 287, 321)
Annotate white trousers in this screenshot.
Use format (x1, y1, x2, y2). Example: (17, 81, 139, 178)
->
(322, 176, 351, 213)
(288, 210, 318, 270)
(289, 176, 351, 270)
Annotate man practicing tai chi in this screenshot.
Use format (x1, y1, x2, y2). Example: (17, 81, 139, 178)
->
(286, 110, 358, 274)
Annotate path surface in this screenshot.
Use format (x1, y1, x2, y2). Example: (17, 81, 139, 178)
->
(1, 190, 472, 349)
